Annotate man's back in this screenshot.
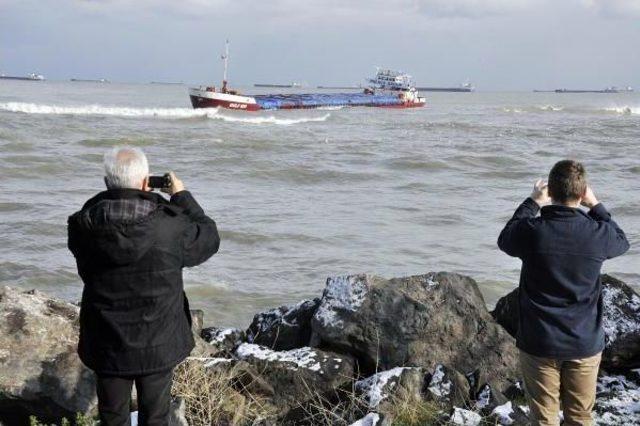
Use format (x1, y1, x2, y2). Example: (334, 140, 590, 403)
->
(500, 198, 629, 359)
(68, 189, 220, 375)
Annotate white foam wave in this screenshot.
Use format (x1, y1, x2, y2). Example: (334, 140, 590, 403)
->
(0, 102, 217, 118)
(0, 102, 331, 125)
(538, 105, 564, 111)
(605, 106, 639, 115)
(502, 107, 523, 113)
(212, 113, 330, 125)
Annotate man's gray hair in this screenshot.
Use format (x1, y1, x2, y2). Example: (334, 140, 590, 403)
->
(104, 146, 149, 189)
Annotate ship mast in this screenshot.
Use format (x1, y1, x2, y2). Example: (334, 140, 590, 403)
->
(221, 39, 229, 93)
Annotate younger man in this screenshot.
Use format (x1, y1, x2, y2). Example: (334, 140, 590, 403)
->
(498, 160, 629, 425)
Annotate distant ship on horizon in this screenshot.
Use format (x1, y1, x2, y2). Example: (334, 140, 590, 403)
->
(0, 72, 45, 81)
(254, 82, 304, 88)
(70, 78, 109, 83)
(416, 82, 474, 92)
(535, 86, 634, 93)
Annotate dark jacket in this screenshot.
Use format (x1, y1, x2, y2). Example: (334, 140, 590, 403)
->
(498, 198, 629, 359)
(68, 189, 220, 375)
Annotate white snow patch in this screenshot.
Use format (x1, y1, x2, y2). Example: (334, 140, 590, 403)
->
(355, 367, 409, 408)
(130, 411, 138, 426)
(203, 358, 233, 368)
(451, 407, 482, 425)
(601, 284, 640, 344)
(491, 401, 514, 425)
(428, 365, 452, 398)
(236, 343, 340, 372)
(210, 328, 236, 344)
(314, 275, 369, 328)
(349, 412, 380, 426)
(594, 374, 640, 425)
(475, 384, 491, 409)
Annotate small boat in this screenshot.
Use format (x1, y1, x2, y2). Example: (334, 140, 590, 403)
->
(189, 41, 425, 111)
(0, 73, 45, 81)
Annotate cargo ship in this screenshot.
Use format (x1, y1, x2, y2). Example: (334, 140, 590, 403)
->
(189, 41, 425, 111)
(0, 73, 44, 81)
(416, 82, 474, 92)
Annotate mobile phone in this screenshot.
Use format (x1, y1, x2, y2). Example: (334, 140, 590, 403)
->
(148, 174, 171, 189)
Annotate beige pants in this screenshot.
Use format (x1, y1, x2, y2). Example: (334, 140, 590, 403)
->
(519, 350, 601, 426)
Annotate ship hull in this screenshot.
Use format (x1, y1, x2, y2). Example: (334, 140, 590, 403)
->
(189, 88, 425, 111)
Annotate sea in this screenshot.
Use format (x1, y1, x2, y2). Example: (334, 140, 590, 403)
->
(1, 80, 638, 328)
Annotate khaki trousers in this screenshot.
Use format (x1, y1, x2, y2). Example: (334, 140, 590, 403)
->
(519, 350, 601, 426)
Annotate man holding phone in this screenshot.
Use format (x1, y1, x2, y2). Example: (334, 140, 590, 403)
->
(68, 146, 220, 425)
(498, 160, 629, 425)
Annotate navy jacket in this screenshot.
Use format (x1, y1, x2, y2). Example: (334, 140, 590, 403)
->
(69, 190, 220, 375)
(498, 198, 629, 359)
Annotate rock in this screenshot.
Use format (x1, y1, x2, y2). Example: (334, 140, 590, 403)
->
(601, 275, 640, 370)
(450, 407, 482, 425)
(491, 274, 640, 370)
(310, 273, 519, 392)
(425, 364, 471, 408)
(0, 287, 97, 424)
(594, 373, 640, 424)
(355, 367, 424, 410)
(487, 401, 529, 425)
(197, 327, 246, 357)
(474, 383, 507, 413)
(246, 298, 320, 350)
(234, 343, 355, 414)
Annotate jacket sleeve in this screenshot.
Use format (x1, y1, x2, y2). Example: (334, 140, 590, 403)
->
(588, 203, 630, 259)
(170, 191, 221, 267)
(497, 197, 540, 258)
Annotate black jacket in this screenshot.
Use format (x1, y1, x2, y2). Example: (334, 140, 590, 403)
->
(498, 198, 629, 359)
(68, 189, 220, 375)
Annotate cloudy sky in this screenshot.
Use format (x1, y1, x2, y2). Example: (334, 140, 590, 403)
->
(1, 0, 639, 90)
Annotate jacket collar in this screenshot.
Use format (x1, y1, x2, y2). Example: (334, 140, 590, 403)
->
(81, 188, 166, 210)
(540, 204, 589, 220)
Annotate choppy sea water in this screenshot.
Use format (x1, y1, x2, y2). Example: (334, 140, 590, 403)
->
(1, 80, 638, 327)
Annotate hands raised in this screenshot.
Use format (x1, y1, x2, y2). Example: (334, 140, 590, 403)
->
(531, 179, 551, 207)
(581, 186, 599, 209)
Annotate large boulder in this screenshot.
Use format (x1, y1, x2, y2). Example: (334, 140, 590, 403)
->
(196, 327, 246, 357)
(491, 274, 640, 370)
(246, 299, 320, 350)
(309, 273, 519, 392)
(0, 287, 97, 424)
(234, 343, 355, 415)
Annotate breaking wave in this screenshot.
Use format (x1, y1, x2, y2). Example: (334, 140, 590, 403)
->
(537, 105, 564, 111)
(0, 102, 331, 125)
(604, 106, 640, 115)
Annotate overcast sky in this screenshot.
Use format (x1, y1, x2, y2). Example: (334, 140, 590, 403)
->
(1, 0, 639, 90)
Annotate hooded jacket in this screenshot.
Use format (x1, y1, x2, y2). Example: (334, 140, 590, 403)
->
(68, 189, 220, 375)
(498, 198, 629, 359)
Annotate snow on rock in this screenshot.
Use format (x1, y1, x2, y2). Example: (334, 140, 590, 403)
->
(491, 401, 514, 425)
(451, 407, 482, 426)
(349, 412, 381, 426)
(427, 364, 452, 398)
(235, 343, 347, 373)
(246, 298, 319, 350)
(198, 326, 245, 357)
(130, 411, 138, 426)
(601, 280, 640, 345)
(313, 274, 370, 328)
(475, 384, 491, 410)
(203, 357, 233, 368)
(594, 374, 640, 425)
(355, 367, 409, 408)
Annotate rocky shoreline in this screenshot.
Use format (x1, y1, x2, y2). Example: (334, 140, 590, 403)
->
(1, 272, 639, 425)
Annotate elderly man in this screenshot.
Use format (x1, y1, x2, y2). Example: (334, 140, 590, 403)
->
(68, 146, 220, 426)
(498, 160, 629, 425)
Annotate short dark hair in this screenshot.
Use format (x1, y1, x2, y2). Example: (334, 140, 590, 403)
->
(548, 160, 587, 203)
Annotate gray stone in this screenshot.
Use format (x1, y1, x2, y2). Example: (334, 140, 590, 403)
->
(233, 343, 355, 414)
(310, 273, 519, 392)
(246, 298, 320, 351)
(0, 287, 97, 423)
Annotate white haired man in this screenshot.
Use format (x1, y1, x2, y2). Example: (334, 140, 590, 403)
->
(68, 146, 220, 425)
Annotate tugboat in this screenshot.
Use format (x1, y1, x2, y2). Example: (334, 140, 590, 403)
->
(189, 41, 426, 111)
